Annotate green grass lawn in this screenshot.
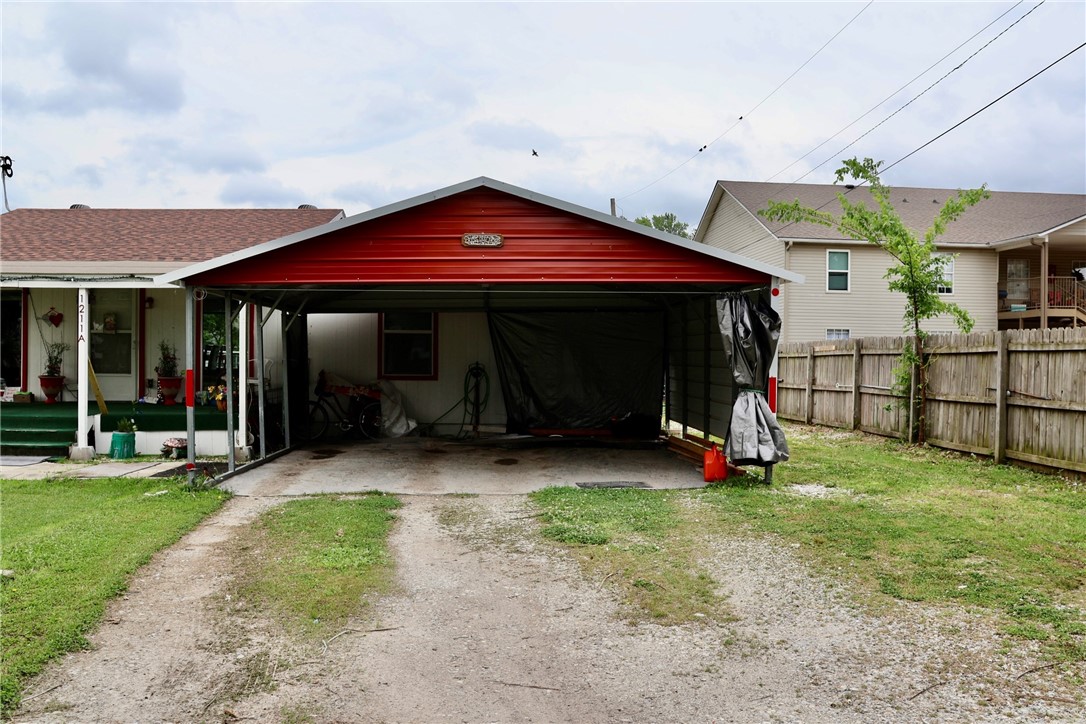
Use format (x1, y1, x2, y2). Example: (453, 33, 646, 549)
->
(228, 494, 402, 638)
(0, 477, 229, 715)
(532, 425, 1086, 661)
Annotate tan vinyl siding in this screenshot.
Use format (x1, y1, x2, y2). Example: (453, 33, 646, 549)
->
(699, 193, 784, 267)
(784, 244, 997, 343)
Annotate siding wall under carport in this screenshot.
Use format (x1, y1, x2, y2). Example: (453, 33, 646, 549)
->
(307, 312, 508, 431)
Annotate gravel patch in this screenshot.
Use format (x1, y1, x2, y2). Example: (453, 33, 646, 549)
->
(13, 493, 1084, 723)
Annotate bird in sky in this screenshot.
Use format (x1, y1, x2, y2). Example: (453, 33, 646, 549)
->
(531, 149, 539, 157)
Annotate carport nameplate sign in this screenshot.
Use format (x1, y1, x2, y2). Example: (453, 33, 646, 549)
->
(462, 233, 504, 248)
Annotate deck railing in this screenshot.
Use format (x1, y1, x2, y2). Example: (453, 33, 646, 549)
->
(1000, 276, 1086, 313)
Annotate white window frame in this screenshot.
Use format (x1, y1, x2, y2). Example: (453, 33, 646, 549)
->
(935, 252, 955, 295)
(826, 249, 850, 293)
(826, 328, 851, 340)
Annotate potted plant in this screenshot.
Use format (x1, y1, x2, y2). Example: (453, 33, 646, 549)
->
(13, 389, 34, 403)
(110, 417, 138, 459)
(39, 341, 71, 404)
(155, 340, 182, 406)
(207, 382, 228, 411)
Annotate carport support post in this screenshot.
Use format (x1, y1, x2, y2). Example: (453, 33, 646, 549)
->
(255, 303, 267, 460)
(280, 310, 290, 449)
(185, 285, 196, 486)
(225, 293, 235, 473)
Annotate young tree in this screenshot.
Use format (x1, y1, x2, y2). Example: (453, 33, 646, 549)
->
(760, 157, 989, 444)
(635, 212, 692, 238)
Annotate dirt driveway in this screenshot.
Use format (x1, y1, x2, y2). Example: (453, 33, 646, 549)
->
(14, 489, 1083, 723)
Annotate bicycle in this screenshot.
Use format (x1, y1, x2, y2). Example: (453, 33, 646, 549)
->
(303, 370, 382, 442)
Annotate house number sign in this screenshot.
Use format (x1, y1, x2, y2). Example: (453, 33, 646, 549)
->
(462, 233, 504, 248)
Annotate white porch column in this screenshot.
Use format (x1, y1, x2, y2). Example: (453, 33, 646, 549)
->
(237, 303, 249, 458)
(70, 287, 94, 460)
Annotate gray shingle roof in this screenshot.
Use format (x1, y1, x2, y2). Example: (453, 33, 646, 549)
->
(0, 208, 343, 262)
(720, 181, 1086, 245)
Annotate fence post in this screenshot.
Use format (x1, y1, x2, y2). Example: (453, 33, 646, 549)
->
(805, 347, 814, 424)
(994, 330, 1009, 463)
(852, 338, 863, 430)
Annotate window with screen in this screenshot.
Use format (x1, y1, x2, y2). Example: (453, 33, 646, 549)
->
(935, 253, 955, 295)
(827, 250, 850, 292)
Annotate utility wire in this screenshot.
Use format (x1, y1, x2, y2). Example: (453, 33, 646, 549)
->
(764, 0, 1026, 182)
(616, 0, 873, 202)
(786, 0, 1048, 186)
(772, 41, 1086, 234)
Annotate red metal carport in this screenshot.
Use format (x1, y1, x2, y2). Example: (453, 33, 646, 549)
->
(157, 178, 802, 481)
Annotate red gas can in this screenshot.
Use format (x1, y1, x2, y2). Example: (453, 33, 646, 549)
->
(703, 443, 728, 482)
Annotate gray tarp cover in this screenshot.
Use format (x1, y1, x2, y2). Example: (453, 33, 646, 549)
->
(716, 294, 790, 466)
(488, 311, 664, 433)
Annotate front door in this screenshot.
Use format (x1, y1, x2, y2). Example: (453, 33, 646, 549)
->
(90, 289, 136, 400)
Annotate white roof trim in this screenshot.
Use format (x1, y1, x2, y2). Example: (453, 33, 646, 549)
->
(985, 214, 1086, 248)
(156, 177, 803, 286)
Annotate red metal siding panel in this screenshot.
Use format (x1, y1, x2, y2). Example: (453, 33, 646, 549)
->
(190, 188, 768, 287)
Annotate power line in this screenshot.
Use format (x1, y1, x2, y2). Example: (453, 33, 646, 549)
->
(772, 40, 1086, 234)
(616, 0, 873, 202)
(786, 0, 1048, 186)
(880, 41, 1086, 175)
(764, 1, 1026, 183)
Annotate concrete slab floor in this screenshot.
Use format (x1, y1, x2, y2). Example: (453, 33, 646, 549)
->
(223, 437, 710, 496)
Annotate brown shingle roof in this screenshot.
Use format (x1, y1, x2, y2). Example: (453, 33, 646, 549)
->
(720, 181, 1086, 245)
(0, 208, 343, 262)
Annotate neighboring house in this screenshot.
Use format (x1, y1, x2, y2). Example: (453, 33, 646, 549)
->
(1, 206, 343, 399)
(694, 181, 1086, 344)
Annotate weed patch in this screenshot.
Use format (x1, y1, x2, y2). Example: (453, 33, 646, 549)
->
(229, 494, 401, 638)
(530, 487, 730, 624)
(699, 426, 1086, 662)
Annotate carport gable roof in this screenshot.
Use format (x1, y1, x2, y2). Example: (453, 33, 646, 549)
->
(155, 177, 802, 287)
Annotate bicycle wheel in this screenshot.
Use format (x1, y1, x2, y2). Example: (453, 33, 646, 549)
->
(305, 401, 330, 442)
(356, 399, 382, 439)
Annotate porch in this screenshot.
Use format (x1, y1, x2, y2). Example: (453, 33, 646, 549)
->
(998, 275, 1086, 329)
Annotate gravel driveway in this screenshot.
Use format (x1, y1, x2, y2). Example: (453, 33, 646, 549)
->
(13, 493, 1084, 723)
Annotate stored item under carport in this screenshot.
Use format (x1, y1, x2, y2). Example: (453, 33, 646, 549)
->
(703, 443, 727, 482)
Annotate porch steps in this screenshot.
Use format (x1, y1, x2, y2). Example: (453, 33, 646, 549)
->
(0, 403, 98, 457)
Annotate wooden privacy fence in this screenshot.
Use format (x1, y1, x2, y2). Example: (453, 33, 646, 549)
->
(777, 328, 1086, 473)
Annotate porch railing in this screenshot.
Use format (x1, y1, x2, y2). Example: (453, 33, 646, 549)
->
(1000, 276, 1086, 313)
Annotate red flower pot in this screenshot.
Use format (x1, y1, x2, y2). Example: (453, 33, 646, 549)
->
(157, 375, 182, 405)
(38, 375, 65, 404)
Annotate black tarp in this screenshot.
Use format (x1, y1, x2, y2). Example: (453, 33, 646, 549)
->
(716, 293, 789, 466)
(488, 311, 664, 434)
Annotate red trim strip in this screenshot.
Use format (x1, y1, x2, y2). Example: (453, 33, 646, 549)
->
(768, 376, 777, 413)
(185, 368, 195, 407)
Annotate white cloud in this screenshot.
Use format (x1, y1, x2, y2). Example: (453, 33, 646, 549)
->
(1, 1, 1082, 219)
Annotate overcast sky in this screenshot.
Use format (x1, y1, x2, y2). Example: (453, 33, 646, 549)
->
(2, 1, 1083, 225)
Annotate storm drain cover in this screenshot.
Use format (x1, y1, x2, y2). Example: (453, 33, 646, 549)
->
(575, 481, 650, 489)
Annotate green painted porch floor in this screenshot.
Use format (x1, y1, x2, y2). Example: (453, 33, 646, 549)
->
(0, 402, 234, 456)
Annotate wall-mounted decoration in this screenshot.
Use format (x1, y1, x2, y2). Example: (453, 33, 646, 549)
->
(43, 307, 63, 327)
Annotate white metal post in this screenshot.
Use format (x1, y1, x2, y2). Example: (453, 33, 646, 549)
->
(225, 293, 236, 472)
(255, 303, 267, 460)
(768, 277, 783, 413)
(70, 287, 94, 460)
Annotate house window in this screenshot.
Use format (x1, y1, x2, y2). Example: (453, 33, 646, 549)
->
(935, 253, 955, 294)
(379, 312, 437, 379)
(827, 250, 850, 292)
(1007, 259, 1030, 300)
(826, 328, 850, 340)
